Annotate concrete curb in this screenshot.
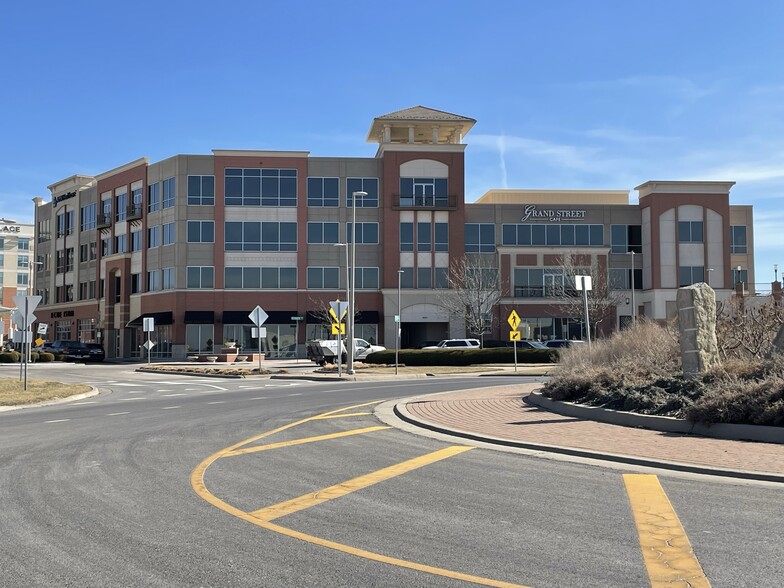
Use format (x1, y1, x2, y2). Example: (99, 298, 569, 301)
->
(388, 393, 784, 484)
(0, 386, 100, 412)
(526, 392, 784, 444)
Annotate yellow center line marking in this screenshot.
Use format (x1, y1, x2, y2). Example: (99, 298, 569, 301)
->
(250, 445, 474, 522)
(191, 400, 530, 586)
(312, 411, 373, 419)
(623, 474, 711, 587)
(224, 426, 391, 457)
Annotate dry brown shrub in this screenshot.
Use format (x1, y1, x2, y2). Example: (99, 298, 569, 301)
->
(555, 319, 680, 381)
(685, 376, 784, 426)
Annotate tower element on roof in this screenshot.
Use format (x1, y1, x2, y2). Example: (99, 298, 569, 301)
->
(367, 106, 476, 145)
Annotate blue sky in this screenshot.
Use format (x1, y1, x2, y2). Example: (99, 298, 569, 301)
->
(2, 1, 782, 285)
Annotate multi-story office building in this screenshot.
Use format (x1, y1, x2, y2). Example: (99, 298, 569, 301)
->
(0, 218, 36, 343)
(32, 106, 754, 359)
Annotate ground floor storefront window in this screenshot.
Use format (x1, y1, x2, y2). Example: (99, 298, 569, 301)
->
(127, 325, 173, 358)
(77, 319, 97, 342)
(223, 323, 297, 358)
(521, 317, 584, 341)
(186, 324, 214, 353)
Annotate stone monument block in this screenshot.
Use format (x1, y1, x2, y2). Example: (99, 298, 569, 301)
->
(677, 283, 719, 378)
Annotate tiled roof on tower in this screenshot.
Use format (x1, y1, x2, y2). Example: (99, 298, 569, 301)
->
(367, 106, 475, 145)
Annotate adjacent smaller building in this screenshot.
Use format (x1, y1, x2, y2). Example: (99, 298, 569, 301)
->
(0, 218, 36, 344)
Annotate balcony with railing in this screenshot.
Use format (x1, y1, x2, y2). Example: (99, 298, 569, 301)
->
(127, 204, 143, 222)
(513, 286, 580, 298)
(97, 214, 112, 229)
(392, 194, 458, 210)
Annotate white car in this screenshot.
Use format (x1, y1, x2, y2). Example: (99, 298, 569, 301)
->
(422, 339, 481, 350)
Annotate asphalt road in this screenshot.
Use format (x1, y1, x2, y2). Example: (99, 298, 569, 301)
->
(0, 363, 781, 587)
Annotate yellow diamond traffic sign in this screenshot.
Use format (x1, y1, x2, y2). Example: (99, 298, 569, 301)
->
(509, 330, 521, 341)
(331, 322, 345, 335)
(35, 337, 44, 347)
(507, 310, 521, 330)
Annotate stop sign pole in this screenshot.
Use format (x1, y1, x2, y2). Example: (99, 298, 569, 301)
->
(249, 306, 268, 373)
(12, 294, 41, 391)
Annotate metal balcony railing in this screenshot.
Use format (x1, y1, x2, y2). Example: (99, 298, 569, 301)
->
(513, 286, 580, 298)
(392, 194, 457, 210)
(127, 204, 143, 221)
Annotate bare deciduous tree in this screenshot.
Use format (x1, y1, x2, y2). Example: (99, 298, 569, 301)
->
(716, 297, 784, 360)
(441, 256, 502, 344)
(552, 252, 626, 338)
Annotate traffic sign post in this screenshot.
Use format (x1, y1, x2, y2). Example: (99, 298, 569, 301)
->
(143, 339, 156, 365)
(12, 294, 41, 390)
(290, 316, 303, 360)
(142, 317, 155, 365)
(507, 309, 522, 373)
(575, 275, 593, 348)
(249, 305, 269, 373)
(329, 300, 349, 378)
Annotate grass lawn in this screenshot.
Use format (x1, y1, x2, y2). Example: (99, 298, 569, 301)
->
(0, 377, 91, 406)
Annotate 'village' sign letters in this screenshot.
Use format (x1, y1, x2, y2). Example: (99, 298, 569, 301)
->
(520, 204, 587, 222)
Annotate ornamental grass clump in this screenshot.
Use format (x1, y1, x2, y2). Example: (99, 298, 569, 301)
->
(542, 320, 688, 414)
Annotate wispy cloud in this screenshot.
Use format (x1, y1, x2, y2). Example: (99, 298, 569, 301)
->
(582, 127, 679, 144)
(497, 134, 508, 189)
(753, 210, 784, 249)
(471, 133, 605, 174)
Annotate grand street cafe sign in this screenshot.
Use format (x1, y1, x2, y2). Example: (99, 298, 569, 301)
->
(520, 204, 587, 222)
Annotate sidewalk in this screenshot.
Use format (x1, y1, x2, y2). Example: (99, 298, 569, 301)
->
(391, 383, 784, 484)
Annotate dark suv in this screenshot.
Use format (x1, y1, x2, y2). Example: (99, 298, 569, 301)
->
(38, 340, 91, 361)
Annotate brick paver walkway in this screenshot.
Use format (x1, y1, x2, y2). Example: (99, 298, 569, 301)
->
(403, 384, 784, 477)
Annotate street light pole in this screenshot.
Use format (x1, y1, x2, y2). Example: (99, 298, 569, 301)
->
(396, 269, 403, 376)
(347, 190, 367, 375)
(628, 250, 636, 324)
(27, 260, 43, 362)
(334, 242, 349, 368)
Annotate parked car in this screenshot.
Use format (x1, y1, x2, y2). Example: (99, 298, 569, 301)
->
(544, 339, 586, 349)
(422, 339, 481, 350)
(37, 340, 91, 361)
(83, 342, 105, 362)
(513, 340, 548, 349)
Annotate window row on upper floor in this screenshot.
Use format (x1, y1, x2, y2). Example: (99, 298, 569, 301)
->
(88, 173, 451, 212)
(464, 223, 749, 254)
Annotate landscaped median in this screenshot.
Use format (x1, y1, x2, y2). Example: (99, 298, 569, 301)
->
(540, 320, 784, 433)
(0, 377, 92, 409)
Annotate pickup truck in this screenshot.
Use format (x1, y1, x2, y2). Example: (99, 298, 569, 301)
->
(306, 338, 385, 366)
